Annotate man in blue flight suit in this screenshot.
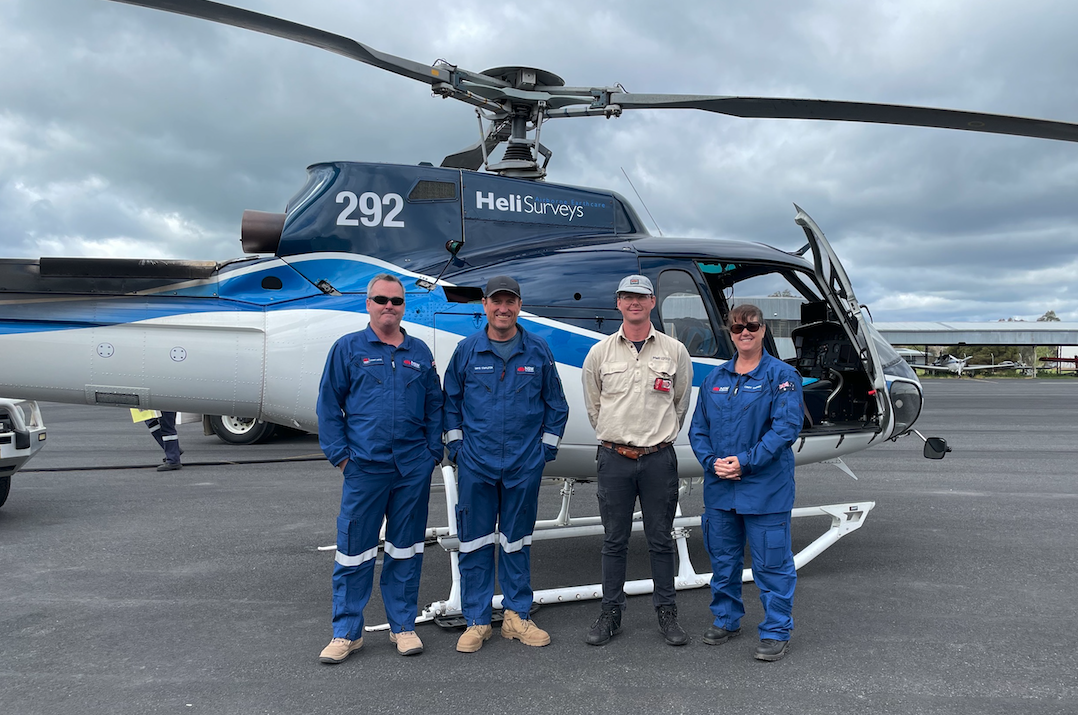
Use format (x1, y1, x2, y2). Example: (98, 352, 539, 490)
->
(315, 273, 444, 664)
(443, 275, 569, 653)
(688, 303, 803, 662)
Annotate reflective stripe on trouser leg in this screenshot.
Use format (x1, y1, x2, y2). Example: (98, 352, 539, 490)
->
(378, 461, 435, 633)
(702, 509, 747, 631)
(494, 471, 541, 616)
(456, 466, 499, 626)
(158, 412, 181, 464)
(332, 467, 395, 640)
(145, 419, 165, 449)
(744, 511, 796, 640)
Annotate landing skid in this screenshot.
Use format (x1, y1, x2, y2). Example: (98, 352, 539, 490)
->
(365, 465, 874, 632)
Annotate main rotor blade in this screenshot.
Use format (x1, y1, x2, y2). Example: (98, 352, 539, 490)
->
(110, 0, 445, 86)
(609, 94, 1078, 143)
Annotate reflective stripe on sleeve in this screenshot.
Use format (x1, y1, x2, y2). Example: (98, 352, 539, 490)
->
(499, 533, 533, 553)
(541, 432, 560, 448)
(445, 429, 463, 443)
(458, 532, 498, 553)
(383, 540, 425, 560)
(334, 545, 379, 567)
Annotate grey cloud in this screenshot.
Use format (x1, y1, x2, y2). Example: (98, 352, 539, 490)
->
(2, 0, 1078, 322)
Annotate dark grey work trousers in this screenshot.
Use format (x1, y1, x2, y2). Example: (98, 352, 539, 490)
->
(146, 412, 182, 465)
(596, 444, 680, 610)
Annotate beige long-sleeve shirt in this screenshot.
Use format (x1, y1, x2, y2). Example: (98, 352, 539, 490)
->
(582, 325, 692, 447)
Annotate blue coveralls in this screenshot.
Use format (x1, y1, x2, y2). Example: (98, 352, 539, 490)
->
(688, 351, 804, 641)
(146, 411, 181, 465)
(443, 325, 569, 625)
(316, 326, 444, 639)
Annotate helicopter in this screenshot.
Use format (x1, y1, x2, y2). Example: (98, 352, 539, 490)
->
(2, 0, 1077, 618)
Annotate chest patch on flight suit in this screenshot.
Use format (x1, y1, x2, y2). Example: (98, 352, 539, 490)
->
(517, 365, 536, 374)
(653, 377, 672, 392)
(361, 357, 384, 366)
(402, 359, 422, 371)
(473, 364, 495, 372)
(743, 384, 762, 391)
(714, 385, 729, 393)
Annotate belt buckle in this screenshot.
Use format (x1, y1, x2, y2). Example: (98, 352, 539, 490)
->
(616, 445, 641, 460)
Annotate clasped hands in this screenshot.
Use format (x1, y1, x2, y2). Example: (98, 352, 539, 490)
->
(713, 455, 742, 480)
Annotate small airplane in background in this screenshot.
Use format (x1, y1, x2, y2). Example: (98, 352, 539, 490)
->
(913, 353, 1027, 377)
(1039, 356, 1078, 371)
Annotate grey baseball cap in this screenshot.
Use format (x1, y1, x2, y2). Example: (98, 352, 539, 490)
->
(484, 275, 521, 298)
(616, 274, 654, 295)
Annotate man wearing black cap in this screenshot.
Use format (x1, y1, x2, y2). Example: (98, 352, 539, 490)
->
(443, 275, 569, 653)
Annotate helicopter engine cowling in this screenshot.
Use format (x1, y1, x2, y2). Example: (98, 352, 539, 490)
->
(241, 210, 286, 254)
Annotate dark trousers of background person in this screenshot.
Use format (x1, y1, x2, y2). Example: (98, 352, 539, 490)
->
(147, 412, 181, 465)
(595, 445, 680, 609)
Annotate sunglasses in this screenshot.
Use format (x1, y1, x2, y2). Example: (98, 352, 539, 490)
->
(729, 322, 762, 334)
(370, 295, 404, 306)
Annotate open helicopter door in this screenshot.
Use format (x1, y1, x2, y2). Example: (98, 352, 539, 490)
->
(795, 206, 892, 439)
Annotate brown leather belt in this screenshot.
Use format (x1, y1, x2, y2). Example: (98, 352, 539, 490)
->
(601, 441, 672, 460)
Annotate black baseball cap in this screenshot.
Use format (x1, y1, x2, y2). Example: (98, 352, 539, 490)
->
(484, 275, 521, 299)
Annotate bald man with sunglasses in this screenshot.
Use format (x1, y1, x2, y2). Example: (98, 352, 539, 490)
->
(316, 273, 444, 664)
(688, 303, 804, 662)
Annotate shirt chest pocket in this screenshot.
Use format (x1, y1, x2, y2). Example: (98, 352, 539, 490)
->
(646, 356, 677, 397)
(600, 361, 631, 395)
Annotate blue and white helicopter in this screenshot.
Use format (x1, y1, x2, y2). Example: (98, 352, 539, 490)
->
(2, 0, 1075, 615)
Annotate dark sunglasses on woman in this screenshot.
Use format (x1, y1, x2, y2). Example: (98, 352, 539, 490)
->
(370, 295, 405, 306)
(729, 322, 762, 334)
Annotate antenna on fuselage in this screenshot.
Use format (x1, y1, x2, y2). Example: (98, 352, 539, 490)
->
(620, 167, 663, 237)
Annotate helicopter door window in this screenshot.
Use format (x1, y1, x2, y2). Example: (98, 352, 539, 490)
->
(655, 270, 718, 358)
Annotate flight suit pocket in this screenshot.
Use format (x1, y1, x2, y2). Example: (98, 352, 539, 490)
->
(763, 524, 789, 569)
(336, 515, 363, 555)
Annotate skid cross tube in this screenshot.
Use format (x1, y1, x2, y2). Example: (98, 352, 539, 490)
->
(365, 466, 874, 631)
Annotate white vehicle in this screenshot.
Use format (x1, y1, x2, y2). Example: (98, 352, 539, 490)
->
(0, 399, 47, 509)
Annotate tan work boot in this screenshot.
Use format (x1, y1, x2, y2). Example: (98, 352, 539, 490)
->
(501, 610, 551, 647)
(318, 637, 363, 664)
(389, 630, 424, 656)
(456, 624, 493, 653)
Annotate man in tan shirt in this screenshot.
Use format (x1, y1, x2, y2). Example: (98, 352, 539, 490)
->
(581, 274, 692, 647)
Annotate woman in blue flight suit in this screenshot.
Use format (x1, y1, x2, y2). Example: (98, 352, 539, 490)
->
(689, 304, 804, 662)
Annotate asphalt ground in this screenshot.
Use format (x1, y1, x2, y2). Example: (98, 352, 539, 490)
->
(2, 379, 1077, 715)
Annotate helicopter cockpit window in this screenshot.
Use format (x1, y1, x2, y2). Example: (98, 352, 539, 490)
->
(700, 264, 823, 361)
(656, 269, 720, 358)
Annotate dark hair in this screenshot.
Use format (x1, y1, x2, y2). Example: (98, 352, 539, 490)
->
(728, 303, 764, 327)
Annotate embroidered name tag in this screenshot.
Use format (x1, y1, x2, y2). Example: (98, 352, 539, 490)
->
(653, 377, 672, 393)
(474, 365, 495, 372)
(743, 384, 762, 391)
(362, 357, 383, 366)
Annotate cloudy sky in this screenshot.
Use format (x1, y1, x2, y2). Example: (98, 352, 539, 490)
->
(3, 0, 1077, 321)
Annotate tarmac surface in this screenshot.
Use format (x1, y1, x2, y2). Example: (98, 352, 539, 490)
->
(2, 379, 1077, 714)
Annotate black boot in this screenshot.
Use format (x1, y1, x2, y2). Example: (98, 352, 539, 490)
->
(585, 605, 622, 646)
(702, 624, 741, 646)
(656, 605, 689, 646)
(754, 638, 790, 661)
